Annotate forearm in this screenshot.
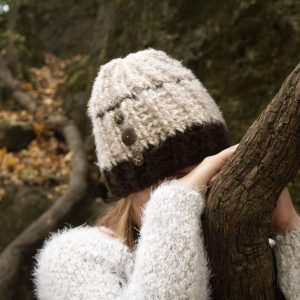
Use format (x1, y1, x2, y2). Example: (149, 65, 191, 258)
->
(274, 220, 300, 300)
(121, 179, 212, 300)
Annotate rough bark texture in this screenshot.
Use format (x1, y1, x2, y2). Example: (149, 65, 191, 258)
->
(0, 116, 88, 298)
(203, 63, 300, 299)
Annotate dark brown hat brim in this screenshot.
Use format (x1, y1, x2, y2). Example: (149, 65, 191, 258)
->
(103, 121, 230, 199)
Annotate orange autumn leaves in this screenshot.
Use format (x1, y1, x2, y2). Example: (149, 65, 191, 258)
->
(0, 53, 83, 201)
(0, 135, 71, 188)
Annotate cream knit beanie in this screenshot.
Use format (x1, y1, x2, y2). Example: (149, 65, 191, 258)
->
(87, 48, 229, 199)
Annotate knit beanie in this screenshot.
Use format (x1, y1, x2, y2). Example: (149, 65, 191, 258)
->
(87, 48, 230, 200)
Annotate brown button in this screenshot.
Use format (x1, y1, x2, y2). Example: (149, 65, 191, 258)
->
(121, 127, 137, 146)
(114, 110, 124, 125)
(131, 151, 144, 166)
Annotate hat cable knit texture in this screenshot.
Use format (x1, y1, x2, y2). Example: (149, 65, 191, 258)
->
(87, 48, 230, 198)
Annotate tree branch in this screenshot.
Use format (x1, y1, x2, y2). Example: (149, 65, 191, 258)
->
(0, 54, 36, 111)
(203, 63, 300, 299)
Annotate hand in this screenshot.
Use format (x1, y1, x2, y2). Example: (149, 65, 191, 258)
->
(177, 143, 239, 193)
(271, 186, 300, 233)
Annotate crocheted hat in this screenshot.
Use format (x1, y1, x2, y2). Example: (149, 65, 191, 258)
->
(87, 48, 230, 199)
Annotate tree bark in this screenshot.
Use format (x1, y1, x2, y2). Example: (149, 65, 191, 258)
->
(203, 63, 300, 299)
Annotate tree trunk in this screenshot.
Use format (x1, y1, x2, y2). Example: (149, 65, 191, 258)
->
(203, 63, 300, 299)
(5, 0, 22, 77)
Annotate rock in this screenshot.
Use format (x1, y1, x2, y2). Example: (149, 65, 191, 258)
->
(0, 120, 36, 151)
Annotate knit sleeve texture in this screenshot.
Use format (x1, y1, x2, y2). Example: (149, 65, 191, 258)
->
(32, 179, 212, 300)
(273, 225, 300, 300)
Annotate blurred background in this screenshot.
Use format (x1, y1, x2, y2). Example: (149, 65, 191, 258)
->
(0, 0, 299, 299)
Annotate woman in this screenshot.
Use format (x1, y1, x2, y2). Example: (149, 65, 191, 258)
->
(32, 48, 300, 300)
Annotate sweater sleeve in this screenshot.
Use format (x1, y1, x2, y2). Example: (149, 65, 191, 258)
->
(273, 225, 300, 300)
(32, 179, 212, 300)
(122, 179, 212, 300)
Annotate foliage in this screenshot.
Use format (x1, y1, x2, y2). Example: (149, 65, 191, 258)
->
(0, 53, 75, 202)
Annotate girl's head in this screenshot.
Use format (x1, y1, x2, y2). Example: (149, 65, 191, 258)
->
(87, 48, 229, 250)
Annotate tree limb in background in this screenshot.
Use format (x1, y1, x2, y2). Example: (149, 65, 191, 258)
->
(0, 115, 88, 298)
(203, 63, 300, 299)
(0, 54, 36, 111)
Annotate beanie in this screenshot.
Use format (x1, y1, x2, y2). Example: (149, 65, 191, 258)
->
(87, 48, 230, 199)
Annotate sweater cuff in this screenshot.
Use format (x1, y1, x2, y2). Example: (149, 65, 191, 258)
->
(151, 178, 209, 198)
(141, 179, 207, 226)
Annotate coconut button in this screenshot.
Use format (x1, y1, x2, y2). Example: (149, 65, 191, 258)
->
(121, 127, 137, 146)
(131, 150, 144, 166)
(114, 110, 124, 125)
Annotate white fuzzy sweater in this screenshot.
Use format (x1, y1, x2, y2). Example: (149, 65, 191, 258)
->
(32, 180, 300, 300)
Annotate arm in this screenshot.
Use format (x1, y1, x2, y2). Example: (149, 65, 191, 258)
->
(271, 187, 300, 300)
(32, 179, 212, 300)
(273, 225, 300, 300)
(32, 224, 135, 300)
(122, 179, 212, 299)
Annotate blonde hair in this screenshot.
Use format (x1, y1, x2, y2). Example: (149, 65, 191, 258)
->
(94, 194, 137, 252)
